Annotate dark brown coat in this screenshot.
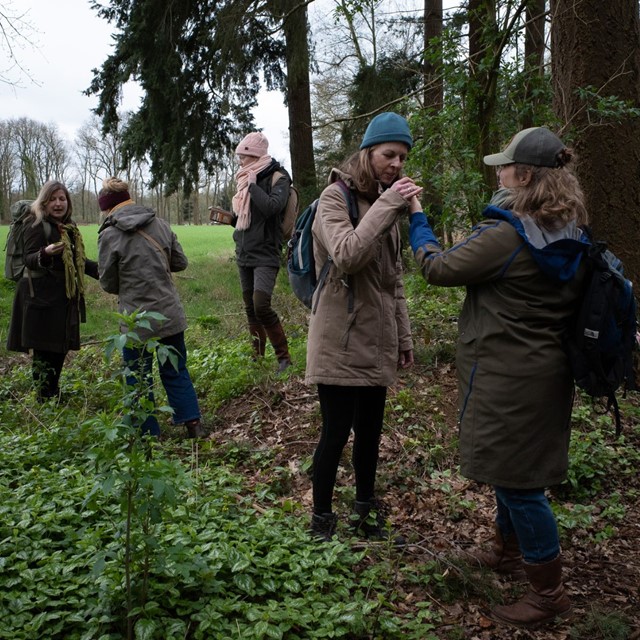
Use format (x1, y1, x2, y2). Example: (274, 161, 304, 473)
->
(7, 215, 98, 354)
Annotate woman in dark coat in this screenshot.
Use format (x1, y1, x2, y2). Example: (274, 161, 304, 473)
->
(409, 128, 589, 628)
(7, 180, 98, 401)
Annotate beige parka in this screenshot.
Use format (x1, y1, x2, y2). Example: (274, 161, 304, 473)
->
(305, 169, 413, 387)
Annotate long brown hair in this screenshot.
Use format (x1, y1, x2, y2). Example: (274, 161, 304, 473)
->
(32, 180, 72, 225)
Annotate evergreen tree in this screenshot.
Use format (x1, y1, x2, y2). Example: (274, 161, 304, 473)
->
(87, 0, 286, 195)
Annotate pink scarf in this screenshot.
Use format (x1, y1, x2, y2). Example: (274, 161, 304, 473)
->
(232, 155, 273, 230)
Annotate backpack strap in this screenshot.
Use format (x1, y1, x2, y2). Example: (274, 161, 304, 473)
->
(312, 179, 358, 314)
(137, 229, 171, 274)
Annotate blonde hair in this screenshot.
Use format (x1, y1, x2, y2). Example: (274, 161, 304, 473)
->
(99, 176, 129, 196)
(32, 180, 72, 225)
(504, 160, 588, 229)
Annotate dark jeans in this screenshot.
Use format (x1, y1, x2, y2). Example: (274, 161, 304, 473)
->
(312, 384, 387, 514)
(494, 486, 560, 564)
(32, 350, 66, 401)
(123, 332, 200, 436)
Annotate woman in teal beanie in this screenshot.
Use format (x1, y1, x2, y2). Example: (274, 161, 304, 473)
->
(359, 112, 414, 150)
(306, 111, 421, 542)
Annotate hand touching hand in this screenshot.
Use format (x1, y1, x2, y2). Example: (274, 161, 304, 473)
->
(390, 177, 423, 202)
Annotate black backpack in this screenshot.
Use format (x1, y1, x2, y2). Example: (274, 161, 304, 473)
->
(4, 200, 52, 281)
(565, 232, 638, 434)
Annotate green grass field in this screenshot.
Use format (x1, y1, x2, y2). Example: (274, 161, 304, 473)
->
(0, 223, 280, 348)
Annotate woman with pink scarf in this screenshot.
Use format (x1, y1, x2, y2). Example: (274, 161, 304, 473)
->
(226, 132, 293, 372)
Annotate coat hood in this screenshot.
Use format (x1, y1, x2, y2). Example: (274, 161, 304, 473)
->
(99, 203, 156, 234)
(483, 205, 590, 282)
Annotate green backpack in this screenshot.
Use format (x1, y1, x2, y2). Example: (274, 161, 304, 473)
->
(4, 200, 52, 281)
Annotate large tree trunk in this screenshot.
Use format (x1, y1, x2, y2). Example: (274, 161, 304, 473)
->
(551, 0, 640, 287)
(423, 0, 444, 221)
(522, 0, 545, 129)
(467, 0, 500, 197)
(281, 0, 317, 199)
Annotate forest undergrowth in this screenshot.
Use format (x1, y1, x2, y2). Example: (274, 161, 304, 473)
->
(0, 271, 639, 640)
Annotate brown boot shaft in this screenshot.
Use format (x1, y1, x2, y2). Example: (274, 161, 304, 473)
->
(491, 555, 571, 628)
(467, 524, 525, 579)
(264, 321, 292, 372)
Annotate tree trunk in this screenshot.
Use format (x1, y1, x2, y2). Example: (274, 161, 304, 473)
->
(467, 0, 500, 197)
(281, 0, 317, 200)
(423, 0, 444, 222)
(522, 0, 546, 129)
(551, 0, 640, 287)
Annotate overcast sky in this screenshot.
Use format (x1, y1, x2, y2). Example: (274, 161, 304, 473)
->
(0, 0, 292, 168)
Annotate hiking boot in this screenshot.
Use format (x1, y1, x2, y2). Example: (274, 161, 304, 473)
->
(264, 321, 292, 373)
(491, 555, 572, 628)
(310, 512, 338, 541)
(185, 419, 206, 439)
(351, 499, 406, 546)
(466, 524, 526, 580)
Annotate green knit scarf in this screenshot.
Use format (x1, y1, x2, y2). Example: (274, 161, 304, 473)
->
(58, 224, 87, 299)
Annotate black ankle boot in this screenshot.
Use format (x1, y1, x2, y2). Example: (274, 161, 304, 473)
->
(310, 512, 337, 541)
(185, 419, 206, 439)
(352, 499, 406, 546)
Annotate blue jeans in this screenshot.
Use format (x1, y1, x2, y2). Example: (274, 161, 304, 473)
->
(123, 332, 200, 436)
(494, 486, 560, 564)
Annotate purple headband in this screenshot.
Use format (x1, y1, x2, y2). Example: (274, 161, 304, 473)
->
(98, 190, 131, 212)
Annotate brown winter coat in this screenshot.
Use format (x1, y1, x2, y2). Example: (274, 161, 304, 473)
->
(7, 214, 98, 354)
(305, 169, 413, 387)
(98, 203, 188, 340)
(413, 208, 586, 489)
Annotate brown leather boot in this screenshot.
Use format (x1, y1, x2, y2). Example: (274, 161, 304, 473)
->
(249, 323, 266, 359)
(491, 555, 572, 628)
(264, 321, 292, 372)
(466, 524, 526, 580)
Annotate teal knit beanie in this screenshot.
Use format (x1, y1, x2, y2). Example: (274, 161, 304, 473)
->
(360, 112, 413, 150)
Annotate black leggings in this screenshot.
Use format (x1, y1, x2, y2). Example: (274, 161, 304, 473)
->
(312, 384, 387, 515)
(32, 350, 66, 400)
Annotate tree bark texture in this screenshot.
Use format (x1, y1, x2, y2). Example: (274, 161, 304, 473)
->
(522, 0, 546, 129)
(551, 0, 640, 286)
(281, 0, 317, 199)
(423, 0, 444, 218)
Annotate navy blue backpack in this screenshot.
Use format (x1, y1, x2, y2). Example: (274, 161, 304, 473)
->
(287, 180, 358, 310)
